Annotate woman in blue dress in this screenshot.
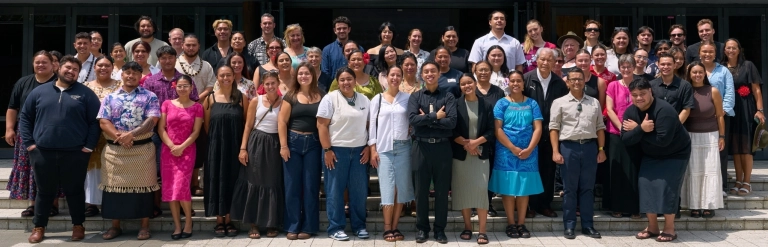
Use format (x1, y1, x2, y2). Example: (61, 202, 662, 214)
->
(489, 70, 544, 239)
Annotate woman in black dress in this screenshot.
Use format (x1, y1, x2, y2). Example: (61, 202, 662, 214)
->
(722, 38, 764, 196)
(204, 65, 248, 237)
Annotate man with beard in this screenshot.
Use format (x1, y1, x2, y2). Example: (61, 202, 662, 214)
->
(202, 19, 232, 71)
(125, 16, 169, 66)
(522, 48, 568, 218)
(322, 16, 363, 78)
(685, 19, 725, 64)
(635, 26, 656, 64)
(20, 55, 101, 243)
(669, 24, 687, 52)
(247, 13, 285, 66)
(73, 32, 96, 83)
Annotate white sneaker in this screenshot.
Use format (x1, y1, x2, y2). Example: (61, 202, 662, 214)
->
(356, 229, 370, 239)
(329, 230, 349, 241)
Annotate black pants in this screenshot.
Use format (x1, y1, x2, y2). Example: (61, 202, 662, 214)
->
(530, 141, 556, 211)
(413, 140, 452, 233)
(30, 148, 89, 227)
(720, 116, 731, 191)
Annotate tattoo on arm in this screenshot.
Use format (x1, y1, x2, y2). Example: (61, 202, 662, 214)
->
(130, 118, 157, 136)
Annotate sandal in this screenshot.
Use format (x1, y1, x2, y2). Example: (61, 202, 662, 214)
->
(506, 224, 519, 238)
(213, 223, 226, 237)
(225, 223, 239, 237)
(137, 228, 151, 240)
(21, 206, 34, 217)
(383, 230, 396, 242)
(730, 181, 742, 195)
(611, 212, 623, 218)
(191, 186, 204, 197)
(392, 229, 404, 241)
(266, 228, 279, 238)
(459, 229, 472, 240)
(102, 227, 123, 240)
(702, 210, 715, 218)
(517, 224, 531, 238)
(84, 205, 100, 217)
(738, 183, 752, 196)
(690, 210, 702, 218)
(150, 206, 162, 219)
(636, 229, 660, 239)
(477, 233, 489, 245)
(49, 207, 59, 217)
(656, 232, 677, 242)
(248, 226, 260, 239)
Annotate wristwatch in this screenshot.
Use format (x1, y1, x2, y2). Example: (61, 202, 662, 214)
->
(598, 146, 604, 151)
(323, 148, 332, 153)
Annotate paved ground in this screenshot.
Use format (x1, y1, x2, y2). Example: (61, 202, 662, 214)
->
(3, 229, 768, 246)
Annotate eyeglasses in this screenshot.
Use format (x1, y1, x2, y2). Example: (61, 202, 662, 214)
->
(670, 33, 685, 37)
(585, 28, 600, 33)
(634, 55, 648, 61)
(176, 85, 191, 89)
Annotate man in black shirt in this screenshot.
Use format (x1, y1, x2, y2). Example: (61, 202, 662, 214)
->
(408, 62, 457, 244)
(650, 53, 694, 123)
(202, 19, 232, 72)
(685, 19, 724, 64)
(522, 49, 569, 218)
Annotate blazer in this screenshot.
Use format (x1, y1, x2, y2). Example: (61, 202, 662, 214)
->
(522, 70, 569, 143)
(451, 95, 495, 161)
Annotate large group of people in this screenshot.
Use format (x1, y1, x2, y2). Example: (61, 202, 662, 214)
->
(6, 10, 764, 244)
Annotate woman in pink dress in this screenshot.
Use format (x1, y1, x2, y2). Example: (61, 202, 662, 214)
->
(158, 75, 203, 240)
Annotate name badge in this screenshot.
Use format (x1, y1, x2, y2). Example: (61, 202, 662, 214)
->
(447, 78, 456, 83)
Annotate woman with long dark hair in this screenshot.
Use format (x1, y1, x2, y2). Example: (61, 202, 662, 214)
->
(428, 26, 470, 73)
(329, 50, 383, 100)
(484, 45, 510, 94)
(373, 44, 399, 87)
(215, 52, 257, 99)
(368, 22, 404, 65)
(217, 31, 259, 78)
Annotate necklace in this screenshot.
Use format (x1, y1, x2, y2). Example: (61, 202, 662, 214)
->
(180, 57, 203, 77)
(80, 53, 94, 83)
(508, 95, 524, 103)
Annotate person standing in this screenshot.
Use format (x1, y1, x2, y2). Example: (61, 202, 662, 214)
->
(284, 24, 310, 69)
(216, 32, 260, 79)
(203, 66, 248, 237)
(685, 19, 724, 64)
(168, 28, 185, 56)
(635, 26, 656, 64)
(202, 19, 232, 69)
(20, 55, 101, 243)
(125, 16, 169, 66)
(248, 13, 286, 66)
(158, 75, 202, 240)
(409, 61, 457, 244)
(680, 61, 725, 218)
(177, 34, 216, 100)
(522, 48, 568, 218)
(404, 29, 430, 79)
(669, 25, 687, 52)
(428, 26, 471, 73)
(469, 10, 525, 72)
(583, 20, 602, 52)
(549, 67, 606, 239)
(322, 16, 363, 78)
(452, 74, 495, 244)
(6, 51, 60, 218)
(650, 53, 694, 123)
(623, 79, 691, 242)
(522, 19, 557, 73)
(98, 62, 161, 241)
(73, 32, 96, 83)
(231, 71, 284, 239)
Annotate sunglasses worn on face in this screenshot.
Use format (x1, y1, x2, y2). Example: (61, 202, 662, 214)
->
(586, 28, 599, 33)
(670, 33, 685, 37)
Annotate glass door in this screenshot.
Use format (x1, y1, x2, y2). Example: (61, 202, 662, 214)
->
(724, 8, 765, 76)
(596, 7, 635, 47)
(684, 8, 722, 46)
(159, 7, 198, 42)
(551, 7, 594, 43)
(116, 7, 158, 45)
(202, 7, 241, 49)
(73, 7, 111, 56)
(638, 7, 681, 42)
(32, 7, 70, 55)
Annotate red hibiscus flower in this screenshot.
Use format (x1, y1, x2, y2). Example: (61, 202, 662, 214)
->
(738, 85, 751, 97)
(363, 53, 370, 65)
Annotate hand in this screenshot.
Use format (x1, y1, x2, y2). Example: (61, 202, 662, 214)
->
(640, 113, 655, 132)
(324, 150, 337, 170)
(170, 145, 184, 157)
(360, 146, 370, 164)
(597, 150, 606, 163)
(116, 131, 135, 144)
(280, 147, 291, 162)
(719, 137, 725, 151)
(419, 109, 426, 115)
(4, 129, 15, 146)
(509, 146, 523, 156)
(518, 148, 532, 160)
(622, 119, 638, 131)
(552, 152, 564, 164)
(756, 111, 765, 124)
(370, 149, 380, 168)
(239, 149, 248, 166)
(26, 144, 36, 152)
(436, 106, 446, 119)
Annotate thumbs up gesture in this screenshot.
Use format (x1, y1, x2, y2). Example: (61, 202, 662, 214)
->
(641, 113, 655, 132)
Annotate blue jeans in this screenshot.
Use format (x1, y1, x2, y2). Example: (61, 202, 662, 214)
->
(324, 146, 368, 234)
(559, 140, 598, 229)
(378, 140, 414, 205)
(283, 131, 321, 234)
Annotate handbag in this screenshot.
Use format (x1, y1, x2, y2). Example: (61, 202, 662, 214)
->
(752, 120, 768, 152)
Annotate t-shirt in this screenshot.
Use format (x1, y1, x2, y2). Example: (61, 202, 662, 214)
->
(316, 91, 370, 147)
(125, 37, 170, 66)
(8, 74, 57, 113)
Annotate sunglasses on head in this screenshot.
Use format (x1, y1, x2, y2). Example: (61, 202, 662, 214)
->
(614, 27, 630, 32)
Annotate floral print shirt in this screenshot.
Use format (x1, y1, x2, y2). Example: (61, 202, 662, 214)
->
(97, 86, 161, 132)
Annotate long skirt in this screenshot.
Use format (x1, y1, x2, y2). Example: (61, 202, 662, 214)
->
(101, 191, 154, 219)
(230, 130, 284, 227)
(603, 134, 640, 214)
(451, 156, 490, 210)
(681, 131, 724, 210)
(638, 156, 688, 214)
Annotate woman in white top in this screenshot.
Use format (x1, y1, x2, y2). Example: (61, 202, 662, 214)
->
(232, 71, 284, 239)
(483, 45, 510, 94)
(317, 67, 371, 241)
(368, 65, 413, 242)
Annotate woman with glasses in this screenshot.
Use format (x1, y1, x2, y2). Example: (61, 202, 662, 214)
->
(552, 48, 566, 77)
(253, 39, 285, 88)
(583, 20, 601, 53)
(644, 40, 672, 78)
(604, 54, 641, 219)
(606, 28, 632, 76)
(630, 49, 655, 82)
(429, 26, 470, 73)
(522, 19, 556, 73)
(231, 70, 284, 239)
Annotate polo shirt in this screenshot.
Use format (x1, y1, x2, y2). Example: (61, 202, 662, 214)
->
(650, 76, 694, 114)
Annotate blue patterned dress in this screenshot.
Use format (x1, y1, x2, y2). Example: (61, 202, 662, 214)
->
(489, 97, 545, 196)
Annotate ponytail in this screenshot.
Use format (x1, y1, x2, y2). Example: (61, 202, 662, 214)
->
(523, 19, 542, 54)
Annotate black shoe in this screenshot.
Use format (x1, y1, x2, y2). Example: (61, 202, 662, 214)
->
(581, 227, 601, 238)
(434, 231, 448, 244)
(564, 229, 576, 239)
(181, 231, 193, 238)
(171, 232, 182, 240)
(471, 208, 478, 217)
(488, 205, 498, 217)
(415, 230, 428, 243)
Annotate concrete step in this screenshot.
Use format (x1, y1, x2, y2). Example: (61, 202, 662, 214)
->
(0, 208, 766, 232)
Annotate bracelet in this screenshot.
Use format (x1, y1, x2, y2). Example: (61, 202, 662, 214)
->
(719, 135, 725, 139)
(240, 148, 246, 150)
(759, 109, 764, 113)
(280, 146, 288, 149)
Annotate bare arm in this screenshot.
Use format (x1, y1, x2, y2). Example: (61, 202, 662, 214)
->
(241, 97, 259, 150)
(598, 78, 607, 109)
(5, 109, 18, 146)
(528, 120, 542, 150)
(99, 119, 120, 140)
(158, 113, 174, 147)
(753, 83, 764, 123)
(203, 97, 211, 134)
(317, 117, 332, 149)
(129, 117, 159, 136)
(278, 100, 292, 148)
(678, 108, 691, 124)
